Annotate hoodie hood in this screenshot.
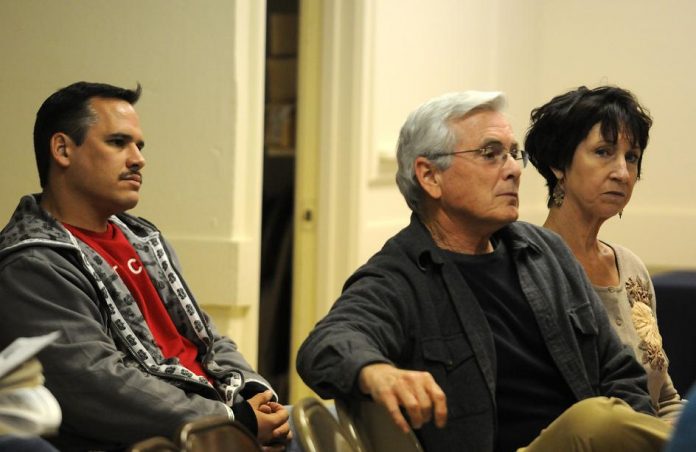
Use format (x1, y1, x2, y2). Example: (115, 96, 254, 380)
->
(0, 194, 76, 260)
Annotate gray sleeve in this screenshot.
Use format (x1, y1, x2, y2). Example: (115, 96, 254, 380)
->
(635, 257, 684, 418)
(161, 236, 275, 399)
(296, 268, 409, 399)
(0, 249, 230, 448)
(205, 315, 275, 398)
(532, 225, 653, 414)
(591, 288, 654, 413)
(561, 246, 655, 414)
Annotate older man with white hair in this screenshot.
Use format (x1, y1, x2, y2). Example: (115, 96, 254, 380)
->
(297, 91, 671, 451)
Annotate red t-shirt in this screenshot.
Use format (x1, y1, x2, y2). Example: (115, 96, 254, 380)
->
(64, 222, 211, 384)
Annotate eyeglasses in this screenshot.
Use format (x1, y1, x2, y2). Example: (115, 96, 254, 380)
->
(430, 143, 528, 168)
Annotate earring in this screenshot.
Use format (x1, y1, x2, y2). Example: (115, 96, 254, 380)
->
(552, 180, 565, 208)
(619, 210, 623, 219)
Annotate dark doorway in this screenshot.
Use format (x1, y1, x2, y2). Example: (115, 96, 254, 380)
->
(258, 0, 299, 403)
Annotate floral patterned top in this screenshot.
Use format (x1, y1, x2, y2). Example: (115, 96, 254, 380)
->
(594, 242, 684, 420)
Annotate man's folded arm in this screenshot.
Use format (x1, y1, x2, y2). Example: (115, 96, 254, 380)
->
(0, 251, 231, 447)
(567, 251, 654, 415)
(296, 269, 410, 399)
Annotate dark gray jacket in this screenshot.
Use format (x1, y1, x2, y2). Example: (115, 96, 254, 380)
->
(297, 214, 653, 451)
(0, 195, 272, 451)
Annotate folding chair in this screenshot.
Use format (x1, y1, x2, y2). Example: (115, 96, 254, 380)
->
(291, 397, 358, 452)
(175, 415, 262, 452)
(335, 399, 424, 452)
(127, 436, 178, 452)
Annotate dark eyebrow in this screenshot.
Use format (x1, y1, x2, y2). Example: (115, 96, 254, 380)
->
(107, 133, 145, 150)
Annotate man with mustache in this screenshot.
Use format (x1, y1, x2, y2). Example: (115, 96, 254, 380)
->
(297, 91, 671, 451)
(0, 82, 290, 450)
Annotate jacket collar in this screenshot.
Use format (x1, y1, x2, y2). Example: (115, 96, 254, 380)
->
(399, 212, 543, 270)
(0, 194, 159, 258)
(0, 194, 73, 255)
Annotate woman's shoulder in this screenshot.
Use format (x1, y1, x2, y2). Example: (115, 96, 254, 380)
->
(604, 241, 656, 307)
(604, 242, 650, 275)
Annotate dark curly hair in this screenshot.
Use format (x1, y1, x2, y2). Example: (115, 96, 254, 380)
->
(524, 86, 652, 207)
(34, 81, 142, 188)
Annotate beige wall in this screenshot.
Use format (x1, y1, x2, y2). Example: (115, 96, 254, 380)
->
(350, 0, 695, 276)
(526, 0, 696, 272)
(0, 0, 267, 363)
(295, 0, 695, 327)
(2, 0, 695, 391)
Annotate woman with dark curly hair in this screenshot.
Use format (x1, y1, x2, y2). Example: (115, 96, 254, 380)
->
(525, 86, 684, 422)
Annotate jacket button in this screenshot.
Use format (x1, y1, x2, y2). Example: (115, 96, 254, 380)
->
(615, 317, 623, 326)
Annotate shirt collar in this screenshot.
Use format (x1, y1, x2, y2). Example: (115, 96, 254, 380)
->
(402, 213, 542, 271)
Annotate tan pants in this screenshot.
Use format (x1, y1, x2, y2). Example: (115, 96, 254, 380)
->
(519, 397, 671, 452)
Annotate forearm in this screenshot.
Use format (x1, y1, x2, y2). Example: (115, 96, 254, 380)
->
(48, 358, 230, 446)
(657, 375, 685, 420)
(299, 285, 411, 398)
(0, 254, 228, 446)
(558, 249, 653, 411)
(591, 295, 653, 412)
(206, 326, 275, 399)
(297, 326, 393, 398)
(165, 235, 275, 399)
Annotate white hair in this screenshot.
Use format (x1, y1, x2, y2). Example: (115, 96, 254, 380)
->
(395, 91, 506, 215)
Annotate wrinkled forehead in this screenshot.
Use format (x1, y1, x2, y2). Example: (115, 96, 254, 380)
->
(451, 109, 516, 147)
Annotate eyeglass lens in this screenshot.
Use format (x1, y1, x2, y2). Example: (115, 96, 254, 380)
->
(481, 143, 527, 167)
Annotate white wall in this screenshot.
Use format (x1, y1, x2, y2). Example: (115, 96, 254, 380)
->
(0, 0, 267, 363)
(527, 0, 696, 269)
(3, 0, 693, 382)
(348, 0, 695, 278)
(358, 0, 542, 264)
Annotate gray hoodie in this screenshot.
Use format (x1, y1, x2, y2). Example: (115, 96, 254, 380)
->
(0, 195, 271, 450)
